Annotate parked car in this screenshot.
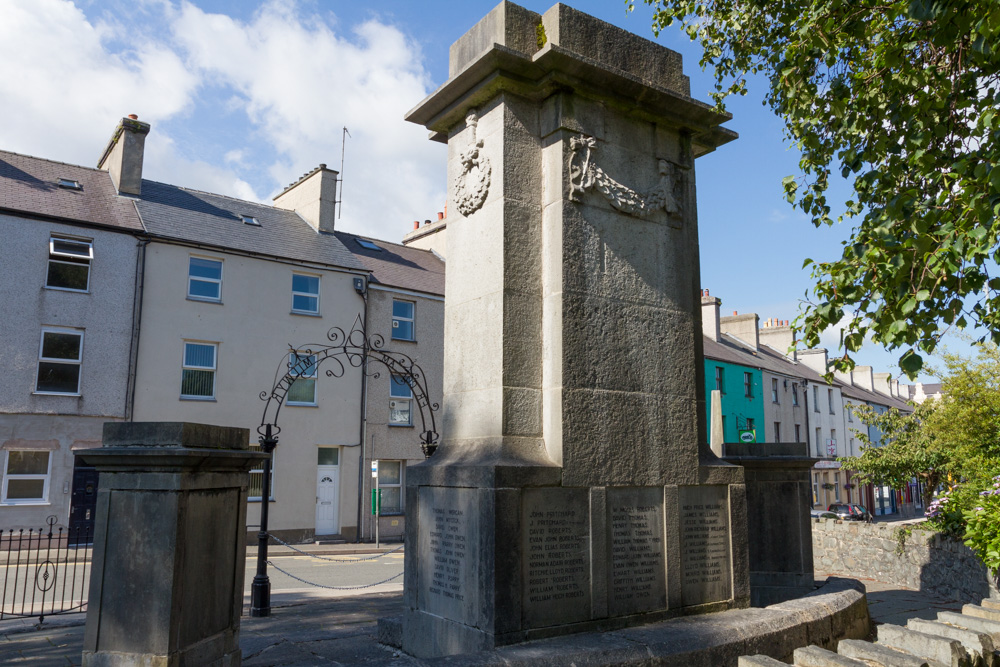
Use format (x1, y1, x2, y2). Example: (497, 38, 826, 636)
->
(810, 509, 839, 520)
(828, 503, 872, 522)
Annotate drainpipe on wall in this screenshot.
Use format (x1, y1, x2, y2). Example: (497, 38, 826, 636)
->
(124, 236, 150, 421)
(802, 379, 813, 504)
(355, 280, 370, 543)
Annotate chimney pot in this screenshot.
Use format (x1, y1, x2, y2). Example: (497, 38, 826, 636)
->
(413, 220, 419, 230)
(127, 114, 138, 120)
(733, 311, 738, 316)
(319, 163, 327, 169)
(424, 219, 432, 226)
(437, 211, 444, 220)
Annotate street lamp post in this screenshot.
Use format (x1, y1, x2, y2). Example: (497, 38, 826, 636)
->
(249, 423, 278, 617)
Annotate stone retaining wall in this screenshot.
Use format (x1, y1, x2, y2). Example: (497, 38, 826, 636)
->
(812, 519, 999, 602)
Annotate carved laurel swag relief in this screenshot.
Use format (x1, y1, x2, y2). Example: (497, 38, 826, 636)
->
(453, 110, 492, 216)
(568, 135, 685, 224)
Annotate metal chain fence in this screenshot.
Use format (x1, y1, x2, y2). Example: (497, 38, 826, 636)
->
(265, 533, 404, 562)
(262, 533, 404, 591)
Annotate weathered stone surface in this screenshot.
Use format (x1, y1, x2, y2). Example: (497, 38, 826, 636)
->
(606, 486, 666, 616)
(837, 638, 934, 667)
(963, 604, 1000, 623)
(877, 624, 970, 667)
(938, 610, 1000, 643)
(679, 485, 732, 606)
(907, 618, 994, 664)
(738, 656, 788, 667)
(793, 644, 867, 667)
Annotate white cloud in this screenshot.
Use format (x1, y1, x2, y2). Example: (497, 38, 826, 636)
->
(0, 0, 446, 242)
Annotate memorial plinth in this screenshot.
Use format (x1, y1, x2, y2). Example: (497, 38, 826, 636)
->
(400, 2, 748, 657)
(80, 422, 265, 667)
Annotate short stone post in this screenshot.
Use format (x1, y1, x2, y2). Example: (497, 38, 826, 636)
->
(80, 422, 265, 667)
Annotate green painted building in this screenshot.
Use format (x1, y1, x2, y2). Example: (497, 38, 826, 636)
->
(702, 341, 765, 444)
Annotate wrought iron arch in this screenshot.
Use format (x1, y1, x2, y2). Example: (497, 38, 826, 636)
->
(258, 313, 440, 457)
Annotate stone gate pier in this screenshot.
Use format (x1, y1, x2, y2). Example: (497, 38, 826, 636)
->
(398, 2, 750, 658)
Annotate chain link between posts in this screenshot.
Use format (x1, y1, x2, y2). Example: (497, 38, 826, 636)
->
(265, 533, 404, 562)
(266, 560, 404, 590)
(260, 533, 404, 590)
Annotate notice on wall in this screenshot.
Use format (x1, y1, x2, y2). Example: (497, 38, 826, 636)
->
(417, 487, 479, 625)
(521, 488, 591, 627)
(607, 487, 666, 616)
(679, 485, 731, 606)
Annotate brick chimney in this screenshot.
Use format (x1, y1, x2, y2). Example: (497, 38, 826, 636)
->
(759, 317, 796, 360)
(273, 164, 339, 234)
(97, 115, 149, 196)
(720, 311, 759, 351)
(700, 289, 721, 342)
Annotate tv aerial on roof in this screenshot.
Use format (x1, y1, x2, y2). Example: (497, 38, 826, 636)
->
(337, 126, 350, 220)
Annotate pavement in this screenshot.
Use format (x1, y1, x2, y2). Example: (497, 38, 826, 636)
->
(0, 535, 971, 666)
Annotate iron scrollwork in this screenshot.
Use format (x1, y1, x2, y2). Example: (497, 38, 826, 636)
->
(258, 313, 440, 457)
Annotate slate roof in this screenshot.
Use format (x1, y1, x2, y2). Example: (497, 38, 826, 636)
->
(335, 231, 445, 296)
(134, 180, 364, 271)
(0, 149, 143, 231)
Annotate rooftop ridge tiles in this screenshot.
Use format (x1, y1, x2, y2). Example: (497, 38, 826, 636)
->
(0, 148, 110, 175)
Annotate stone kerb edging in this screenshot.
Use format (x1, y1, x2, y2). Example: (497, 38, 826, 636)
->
(811, 518, 1000, 603)
(390, 578, 869, 665)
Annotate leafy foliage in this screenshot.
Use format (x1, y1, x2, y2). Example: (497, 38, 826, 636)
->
(964, 477, 1000, 573)
(632, 0, 1000, 376)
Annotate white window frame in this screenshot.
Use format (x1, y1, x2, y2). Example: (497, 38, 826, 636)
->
(392, 299, 415, 341)
(247, 443, 275, 501)
(35, 327, 84, 395)
(187, 255, 223, 302)
(376, 460, 404, 514)
(828, 388, 835, 414)
(834, 472, 841, 502)
(2, 450, 52, 504)
(771, 378, 779, 403)
(291, 272, 321, 315)
(46, 235, 93, 292)
(180, 341, 217, 400)
(286, 352, 318, 406)
(813, 385, 820, 412)
(389, 375, 413, 426)
(792, 383, 799, 406)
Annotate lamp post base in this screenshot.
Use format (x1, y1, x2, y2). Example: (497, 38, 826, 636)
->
(249, 575, 271, 617)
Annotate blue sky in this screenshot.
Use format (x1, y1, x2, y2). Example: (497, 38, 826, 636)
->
(0, 0, 957, 383)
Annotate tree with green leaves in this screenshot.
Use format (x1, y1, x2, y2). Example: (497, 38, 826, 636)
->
(633, 0, 1000, 377)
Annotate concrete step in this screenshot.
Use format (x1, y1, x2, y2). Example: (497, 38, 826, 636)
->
(878, 623, 972, 667)
(980, 599, 1000, 612)
(837, 638, 941, 667)
(938, 611, 1000, 644)
(793, 644, 866, 666)
(965, 605, 1000, 623)
(907, 619, 995, 667)
(738, 657, 788, 667)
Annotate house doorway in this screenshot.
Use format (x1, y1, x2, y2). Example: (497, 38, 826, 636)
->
(69, 456, 99, 540)
(315, 447, 340, 536)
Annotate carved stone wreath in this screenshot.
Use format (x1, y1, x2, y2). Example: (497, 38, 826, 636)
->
(568, 134, 683, 222)
(453, 110, 491, 216)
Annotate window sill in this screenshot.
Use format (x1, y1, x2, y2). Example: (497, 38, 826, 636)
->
(180, 396, 217, 402)
(32, 391, 81, 397)
(44, 286, 89, 294)
(187, 296, 223, 304)
(390, 337, 417, 343)
(287, 402, 318, 408)
(0, 501, 51, 506)
(290, 310, 321, 317)
(388, 423, 414, 428)
(378, 510, 405, 517)
(247, 498, 276, 503)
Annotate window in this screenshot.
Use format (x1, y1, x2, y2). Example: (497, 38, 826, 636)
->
(792, 383, 799, 406)
(2, 451, 51, 503)
(241, 214, 260, 226)
(714, 366, 724, 392)
(812, 473, 819, 504)
(773, 421, 781, 442)
(847, 406, 853, 422)
(834, 472, 841, 502)
(36, 328, 83, 394)
(291, 273, 320, 314)
(829, 429, 837, 457)
(813, 385, 820, 412)
(794, 424, 801, 443)
(57, 178, 82, 190)
(771, 378, 779, 403)
(247, 443, 274, 501)
(356, 239, 382, 251)
(392, 300, 415, 341)
(188, 256, 222, 301)
(389, 375, 413, 426)
(744, 372, 753, 397)
(828, 388, 835, 414)
(815, 427, 822, 456)
(746, 417, 755, 432)
(181, 342, 216, 399)
(377, 460, 403, 514)
(46, 236, 92, 291)
(287, 353, 317, 405)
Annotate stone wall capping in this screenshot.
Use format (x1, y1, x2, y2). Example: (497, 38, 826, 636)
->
(877, 623, 970, 667)
(793, 644, 868, 666)
(836, 638, 933, 667)
(906, 619, 995, 663)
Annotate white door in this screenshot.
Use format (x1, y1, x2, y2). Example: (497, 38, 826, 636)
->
(316, 465, 340, 535)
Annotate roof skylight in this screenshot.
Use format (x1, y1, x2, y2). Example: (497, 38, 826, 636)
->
(57, 178, 82, 190)
(356, 239, 381, 251)
(241, 215, 260, 226)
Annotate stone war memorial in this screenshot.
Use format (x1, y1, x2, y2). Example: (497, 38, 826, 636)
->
(398, 2, 754, 657)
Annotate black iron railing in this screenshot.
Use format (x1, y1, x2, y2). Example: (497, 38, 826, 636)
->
(0, 517, 92, 623)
